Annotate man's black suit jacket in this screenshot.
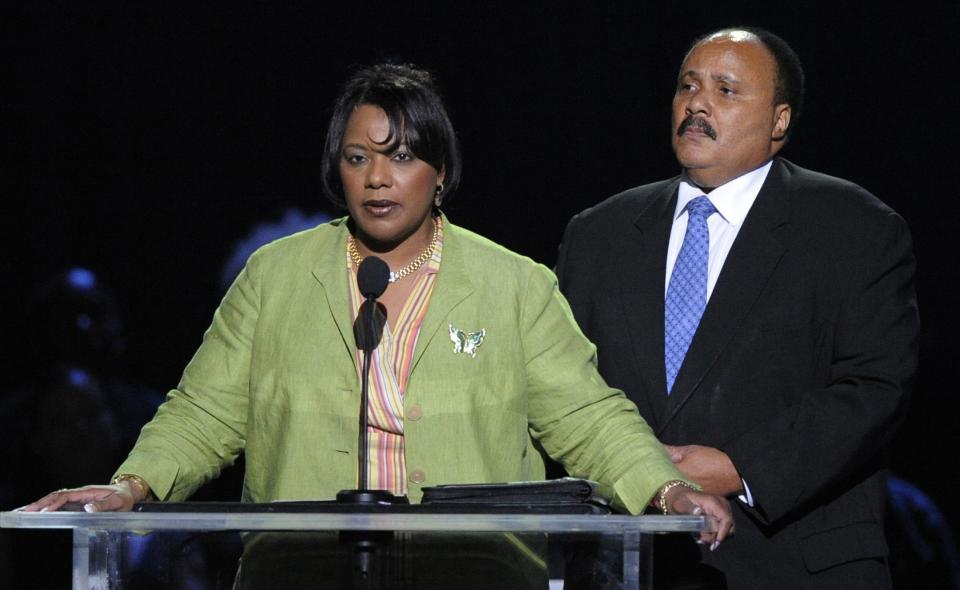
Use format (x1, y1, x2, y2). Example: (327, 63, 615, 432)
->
(557, 158, 919, 589)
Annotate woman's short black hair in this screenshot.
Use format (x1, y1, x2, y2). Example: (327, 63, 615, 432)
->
(321, 63, 462, 209)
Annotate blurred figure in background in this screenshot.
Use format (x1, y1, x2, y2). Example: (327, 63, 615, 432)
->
(3, 266, 165, 504)
(219, 208, 331, 295)
(887, 475, 960, 589)
(13, 267, 164, 452)
(1, 267, 164, 588)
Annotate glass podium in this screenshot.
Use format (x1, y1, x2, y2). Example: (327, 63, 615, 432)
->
(1, 505, 707, 589)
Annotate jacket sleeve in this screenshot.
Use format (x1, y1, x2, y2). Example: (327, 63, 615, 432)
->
(723, 208, 918, 523)
(520, 263, 688, 514)
(112, 254, 259, 501)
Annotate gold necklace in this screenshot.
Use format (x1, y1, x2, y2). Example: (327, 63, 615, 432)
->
(347, 217, 442, 283)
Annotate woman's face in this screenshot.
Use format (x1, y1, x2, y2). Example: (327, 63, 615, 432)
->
(339, 104, 443, 251)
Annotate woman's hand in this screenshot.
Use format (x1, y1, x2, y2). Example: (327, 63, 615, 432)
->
(664, 485, 735, 550)
(16, 482, 140, 513)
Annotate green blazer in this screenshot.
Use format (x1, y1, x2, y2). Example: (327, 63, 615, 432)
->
(116, 217, 684, 513)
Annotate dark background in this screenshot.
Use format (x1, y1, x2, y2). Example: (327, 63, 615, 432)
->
(4, 0, 958, 570)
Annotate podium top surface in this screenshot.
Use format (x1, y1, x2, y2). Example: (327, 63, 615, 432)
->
(1, 508, 707, 534)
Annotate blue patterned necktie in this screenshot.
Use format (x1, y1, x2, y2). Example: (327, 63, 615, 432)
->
(664, 196, 717, 394)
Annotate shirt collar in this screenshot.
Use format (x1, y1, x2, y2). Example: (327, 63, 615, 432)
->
(675, 160, 773, 226)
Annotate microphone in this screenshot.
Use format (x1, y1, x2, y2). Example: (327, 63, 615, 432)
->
(357, 256, 390, 300)
(356, 257, 387, 491)
(355, 257, 389, 353)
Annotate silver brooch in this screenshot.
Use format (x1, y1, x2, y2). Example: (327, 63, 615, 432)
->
(449, 324, 486, 358)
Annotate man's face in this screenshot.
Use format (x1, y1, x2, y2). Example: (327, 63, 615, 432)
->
(671, 32, 791, 189)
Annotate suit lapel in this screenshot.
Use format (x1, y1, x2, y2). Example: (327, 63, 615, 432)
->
(310, 218, 357, 362)
(617, 179, 679, 426)
(409, 216, 475, 374)
(661, 161, 792, 429)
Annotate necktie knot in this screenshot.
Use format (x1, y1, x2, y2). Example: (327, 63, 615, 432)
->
(686, 195, 716, 220)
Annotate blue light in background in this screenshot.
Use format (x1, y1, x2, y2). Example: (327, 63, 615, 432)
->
(66, 267, 96, 291)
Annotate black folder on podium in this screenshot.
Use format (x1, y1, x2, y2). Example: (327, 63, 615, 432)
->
(421, 477, 610, 513)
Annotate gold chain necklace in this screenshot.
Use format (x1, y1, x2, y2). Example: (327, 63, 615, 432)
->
(347, 217, 442, 283)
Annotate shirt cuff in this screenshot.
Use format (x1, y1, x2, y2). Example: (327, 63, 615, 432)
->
(737, 478, 754, 507)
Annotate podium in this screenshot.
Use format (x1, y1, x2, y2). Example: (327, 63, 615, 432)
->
(1, 505, 707, 589)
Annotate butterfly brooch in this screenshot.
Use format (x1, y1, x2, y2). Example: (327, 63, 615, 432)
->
(449, 324, 486, 358)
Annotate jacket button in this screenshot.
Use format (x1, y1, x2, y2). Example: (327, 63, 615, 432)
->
(407, 404, 423, 421)
(409, 469, 426, 484)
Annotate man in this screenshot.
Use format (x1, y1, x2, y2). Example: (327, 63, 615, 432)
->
(557, 27, 918, 589)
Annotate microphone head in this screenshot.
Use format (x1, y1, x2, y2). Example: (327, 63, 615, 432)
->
(357, 256, 390, 299)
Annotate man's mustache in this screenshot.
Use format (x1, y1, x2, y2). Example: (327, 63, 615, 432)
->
(677, 116, 717, 140)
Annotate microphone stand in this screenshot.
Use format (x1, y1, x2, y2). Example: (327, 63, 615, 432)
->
(337, 295, 401, 505)
(336, 256, 408, 589)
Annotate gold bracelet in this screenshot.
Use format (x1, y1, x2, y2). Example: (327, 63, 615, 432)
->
(111, 474, 153, 501)
(658, 480, 696, 515)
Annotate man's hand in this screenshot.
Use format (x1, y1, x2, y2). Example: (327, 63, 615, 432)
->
(666, 444, 744, 497)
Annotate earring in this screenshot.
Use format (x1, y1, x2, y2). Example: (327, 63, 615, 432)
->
(434, 182, 444, 208)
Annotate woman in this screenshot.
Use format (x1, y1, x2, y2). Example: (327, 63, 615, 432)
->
(22, 64, 732, 544)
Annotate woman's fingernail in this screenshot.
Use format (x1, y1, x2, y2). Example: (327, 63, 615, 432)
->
(40, 507, 50, 512)
(692, 506, 703, 515)
(710, 541, 720, 551)
(84, 503, 97, 513)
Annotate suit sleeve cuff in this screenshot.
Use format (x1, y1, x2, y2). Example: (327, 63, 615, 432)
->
(737, 477, 755, 507)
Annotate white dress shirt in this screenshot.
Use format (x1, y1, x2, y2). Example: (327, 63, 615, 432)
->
(663, 160, 773, 506)
(665, 160, 773, 297)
